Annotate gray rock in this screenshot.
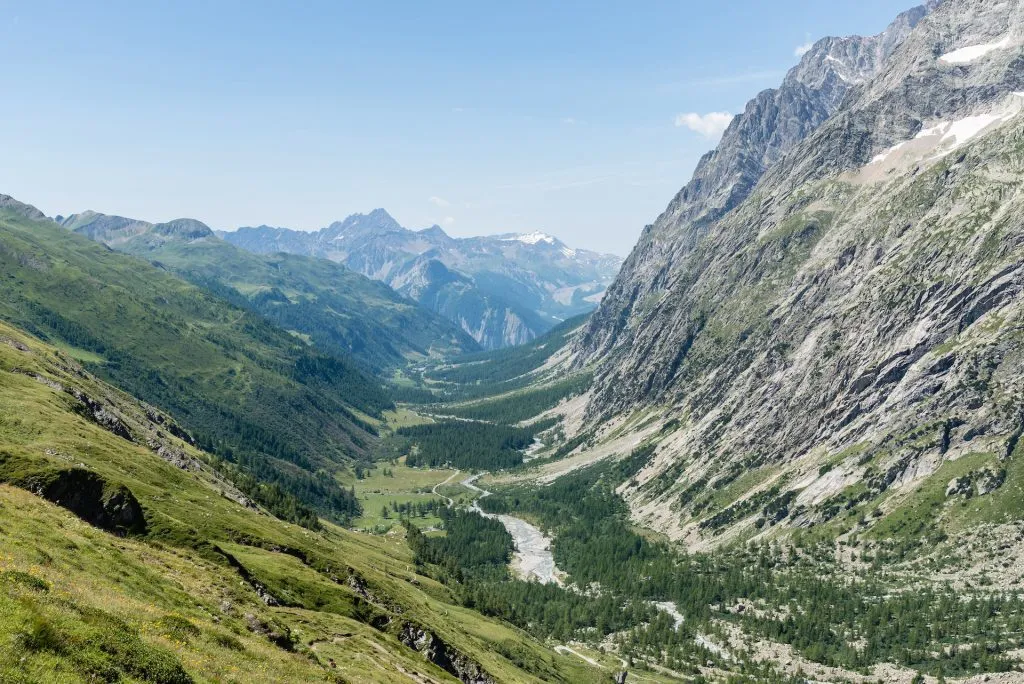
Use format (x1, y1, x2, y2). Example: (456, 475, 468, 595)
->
(570, 0, 1024, 540)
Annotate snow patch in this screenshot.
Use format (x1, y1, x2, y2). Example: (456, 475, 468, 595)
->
(824, 55, 851, 82)
(923, 112, 1015, 150)
(871, 141, 908, 164)
(506, 231, 557, 246)
(939, 36, 1012, 64)
(868, 99, 1023, 168)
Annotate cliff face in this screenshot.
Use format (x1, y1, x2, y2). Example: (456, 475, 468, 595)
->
(576, 2, 938, 367)
(571, 0, 1024, 544)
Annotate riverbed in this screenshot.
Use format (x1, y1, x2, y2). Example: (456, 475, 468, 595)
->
(462, 473, 562, 585)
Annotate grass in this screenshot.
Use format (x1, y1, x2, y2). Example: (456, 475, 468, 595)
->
(706, 465, 780, 514)
(0, 319, 602, 683)
(954, 446, 1024, 529)
(343, 460, 455, 532)
(870, 451, 998, 541)
(352, 493, 446, 532)
(382, 407, 435, 430)
(0, 486, 339, 683)
(48, 340, 107, 365)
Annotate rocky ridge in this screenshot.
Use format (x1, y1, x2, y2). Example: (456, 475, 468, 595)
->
(566, 0, 1024, 546)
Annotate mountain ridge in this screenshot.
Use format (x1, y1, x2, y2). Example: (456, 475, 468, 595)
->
(222, 210, 621, 349)
(559, 0, 1024, 548)
(575, 0, 939, 369)
(0, 201, 391, 525)
(57, 209, 480, 371)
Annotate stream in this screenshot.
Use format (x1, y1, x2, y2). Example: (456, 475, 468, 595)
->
(461, 473, 562, 585)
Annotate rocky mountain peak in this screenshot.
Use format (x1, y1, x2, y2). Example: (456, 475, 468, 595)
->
(785, 1, 940, 97)
(574, 1, 937, 367)
(0, 194, 49, 222)
(323, 208, 404, 241)
(418, 225, 452, 241)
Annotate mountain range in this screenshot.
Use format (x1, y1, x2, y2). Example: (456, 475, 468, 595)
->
(8, 0, 1024, 680)
(57, 209, 479, 372)
(221, 211, 622, 349)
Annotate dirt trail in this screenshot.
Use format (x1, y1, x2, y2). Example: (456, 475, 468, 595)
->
(431, 470, 460, 507)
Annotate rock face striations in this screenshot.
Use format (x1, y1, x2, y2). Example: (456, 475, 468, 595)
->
(577, 1, 938, 369)
(572, 0, 1024, 543)
(222, 212, 621, 349)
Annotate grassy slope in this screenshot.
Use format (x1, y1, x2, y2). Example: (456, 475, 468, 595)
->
(0, 320, 599, 683)
(0, 206, 390, 517)
(110, 229, 479, 372)
(345, 459, 455, 533)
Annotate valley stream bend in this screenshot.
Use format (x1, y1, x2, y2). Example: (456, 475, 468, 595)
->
(460, 473, 562, 585)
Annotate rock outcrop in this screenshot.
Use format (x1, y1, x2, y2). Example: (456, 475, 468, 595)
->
(22, 468, 146, 536)
(396, 623, 496, 684)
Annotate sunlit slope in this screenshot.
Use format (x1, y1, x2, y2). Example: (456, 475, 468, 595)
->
(0, 197, 388, 521)
(0, 320, 600, 683)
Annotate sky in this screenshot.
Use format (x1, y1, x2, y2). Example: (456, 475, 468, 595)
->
(1, 0, 918, 256)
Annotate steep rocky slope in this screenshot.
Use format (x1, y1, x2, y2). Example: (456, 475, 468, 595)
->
(223, 211, 621, 349)
(578, 0, 937, 365)
(59, 210, 479, 371)
(568, 0, 1024, 546)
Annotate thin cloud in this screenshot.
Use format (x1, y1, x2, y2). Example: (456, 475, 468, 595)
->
(428, 196, 451, 208)
(441, 216, 455, 226)
(674, 112, 733, 139)
(794, 42, 814, 57)
(561, 117, 576, 125)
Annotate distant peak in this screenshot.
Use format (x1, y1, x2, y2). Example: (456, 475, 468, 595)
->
(367, 208, 397, 222)
(419, 224, 450, 239)
(324, 208, 405, 240)
(154, 218, 215, 239)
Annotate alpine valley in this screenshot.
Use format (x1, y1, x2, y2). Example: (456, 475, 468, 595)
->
(4, 1, 1024, 683)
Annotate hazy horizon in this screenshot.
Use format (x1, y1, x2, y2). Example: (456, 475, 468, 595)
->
(3, 0, 916, 255)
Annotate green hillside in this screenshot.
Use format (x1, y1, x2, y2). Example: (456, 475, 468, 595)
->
(0, 199, 387, 523)
(0, 318, 599, 683)
(60, 211, 479, 372)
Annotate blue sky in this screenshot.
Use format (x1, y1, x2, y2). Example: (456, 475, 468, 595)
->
(2, 1, 916, 255)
